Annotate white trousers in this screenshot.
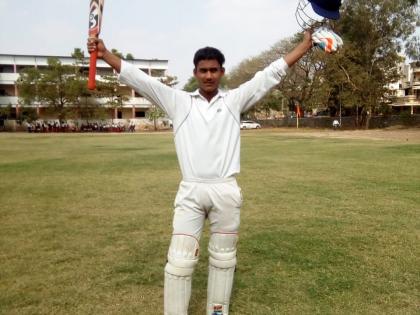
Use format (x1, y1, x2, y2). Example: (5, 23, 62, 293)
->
(164, 177, 242, 315)
(172, 177, 242, 238)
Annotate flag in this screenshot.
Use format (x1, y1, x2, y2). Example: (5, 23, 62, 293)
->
(295, 104, 303, 118)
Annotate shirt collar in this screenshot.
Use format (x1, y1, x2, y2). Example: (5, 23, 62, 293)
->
(189, 89, 227, 100)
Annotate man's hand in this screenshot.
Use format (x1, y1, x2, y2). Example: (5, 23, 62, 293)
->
(302, 30, 314, 52)
(312, 27, 343, 53)
(87, 38, 122, 73)
(87, 38, 107, 59)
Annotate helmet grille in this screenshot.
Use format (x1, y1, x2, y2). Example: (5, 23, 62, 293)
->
(295, 0, 327, 30)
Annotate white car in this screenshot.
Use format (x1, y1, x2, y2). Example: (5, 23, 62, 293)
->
(240, 120, 261, 129)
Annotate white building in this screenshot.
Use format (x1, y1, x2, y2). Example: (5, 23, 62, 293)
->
(0, 53, 170, 125)
(389, 61, 420, 115)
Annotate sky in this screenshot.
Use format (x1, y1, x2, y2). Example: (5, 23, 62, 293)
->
(0, 0, 302, 88)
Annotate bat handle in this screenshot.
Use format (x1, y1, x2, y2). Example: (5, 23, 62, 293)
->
(88, 49, 98, 90)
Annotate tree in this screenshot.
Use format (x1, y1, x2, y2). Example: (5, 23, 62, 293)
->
(18, 57, 81, 121)
(160, 75, 178, 87)
(227, 35, 329, 117)
(110, 50, 135, 60)
(323, 0, 419, 127)
(146, 75, 178, 130)
(183, 76, 199, 92)
(126, 53, 135, 60)
(405, 35, 420, 62)
(111, 49, 124, 59)
(17, 48, 108, 124)
(146, 105, 165, 131)
(71, 48, 86, 65)
(252, 90, 286, 119)
(98, 74, 128, 122)
(68, 48, 105, 123)
(405, 2, 420, 61)
(17, 67, 41, 107)
(0, 104, 14, 120)
(276, 35, 330, 114)
(227, 54, 267, 89)
(224, 0, 419, 126)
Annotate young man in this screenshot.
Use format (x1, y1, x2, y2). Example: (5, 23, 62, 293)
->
(88, 32, 312, 315)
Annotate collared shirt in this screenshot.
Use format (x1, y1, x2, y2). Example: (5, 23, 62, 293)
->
(118, 58, 288, 180)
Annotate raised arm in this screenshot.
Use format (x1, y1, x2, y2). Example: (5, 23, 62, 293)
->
(86, 38, 185, 119)
(87, 38, 121, 73)
(229, 31, 313, 114)
(284, 31, 313, 67)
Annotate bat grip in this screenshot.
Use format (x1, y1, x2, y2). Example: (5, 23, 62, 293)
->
(88, 50, 98, 90)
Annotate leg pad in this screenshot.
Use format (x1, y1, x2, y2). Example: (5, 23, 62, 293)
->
(164, 234, 199, 315)
(207, 233, 238, 315)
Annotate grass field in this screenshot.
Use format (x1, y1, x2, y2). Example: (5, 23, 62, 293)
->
(0, 130, 419, 314)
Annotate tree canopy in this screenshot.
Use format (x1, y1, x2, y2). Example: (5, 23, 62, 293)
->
(225, 0, 419, 126)
(18, 48, 115, 122)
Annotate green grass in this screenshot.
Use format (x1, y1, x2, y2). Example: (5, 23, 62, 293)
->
(0, 131, 419, 314)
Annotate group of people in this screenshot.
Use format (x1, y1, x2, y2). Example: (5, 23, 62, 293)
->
(25, 120, 131, 133)
(26, 121, 71, 133)
(79, 122, 127, 133)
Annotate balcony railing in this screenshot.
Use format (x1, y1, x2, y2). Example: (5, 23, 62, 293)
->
(0, 96, 153, 108)
(412, 67, 420, 73)
(0, 73, 166, 85)
(412, 81, 420, 90)
(402, 81, 411, 89)
(91, 97, 151, 107)
(0, 73, 19, 84)
(0, 96, 18, 105)
(392, 95, 420, 106)
(124, 97, 150, 106)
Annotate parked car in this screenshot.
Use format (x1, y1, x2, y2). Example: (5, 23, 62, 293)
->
(240, 120, 261, 129)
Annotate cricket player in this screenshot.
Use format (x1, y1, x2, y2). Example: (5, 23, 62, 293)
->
(88, 27, 340, 314)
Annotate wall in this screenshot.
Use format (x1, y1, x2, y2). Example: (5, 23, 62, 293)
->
(257, 115, 420, 129)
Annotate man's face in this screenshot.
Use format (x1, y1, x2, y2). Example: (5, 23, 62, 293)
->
(194, 59, 225, 96)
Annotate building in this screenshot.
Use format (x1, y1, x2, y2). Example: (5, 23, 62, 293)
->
(0, 53, 170, 127)
(389, 61, 420, 115)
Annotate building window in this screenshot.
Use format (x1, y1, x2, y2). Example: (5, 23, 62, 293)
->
(0, 65, 14, 73)
(17, 65, 35, 73)
(117, 110, 123, 119)
(135, 111, 146, 118)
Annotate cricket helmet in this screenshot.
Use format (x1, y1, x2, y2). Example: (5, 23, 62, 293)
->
(295, 0, 341, 30)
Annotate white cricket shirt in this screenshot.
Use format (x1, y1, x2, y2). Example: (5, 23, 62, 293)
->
(118, 58, 288, 181)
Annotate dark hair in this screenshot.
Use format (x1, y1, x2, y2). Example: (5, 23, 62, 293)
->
(193, 47, 225, 68)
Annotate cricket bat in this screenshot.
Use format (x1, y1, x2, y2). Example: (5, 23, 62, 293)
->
(88, 0, 104, 90)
